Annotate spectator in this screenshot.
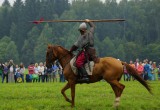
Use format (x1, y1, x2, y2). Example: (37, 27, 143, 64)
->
(14, 64, 19, 83)
(33, 63, 39, 83)
(16, 68, 22, 83)
(135, 58, 139, 70)
(152, 62, 158, 81)
(8, 60, 15, 83)
(148, 61, 153, 80)
(38, 62, 44, 82)
(27, 62, 35, 82)
(57, 62, 65, 82)
(2, 62, 10, 83)
(123, 65, 130, 81)
(52, 61, 59, 82)
(9, 65, 14, 83)
(47, 66, 53, 82)
(144, 60, 151, 80)
(137, 62, 144, 79)
(19, 63, 25, 82)
(44, 62, 48, 82)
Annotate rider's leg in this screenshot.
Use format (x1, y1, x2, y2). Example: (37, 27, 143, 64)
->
(76, 51, 89, 81)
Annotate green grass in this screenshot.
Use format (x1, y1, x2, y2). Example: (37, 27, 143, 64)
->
(0, 80, 160, 110)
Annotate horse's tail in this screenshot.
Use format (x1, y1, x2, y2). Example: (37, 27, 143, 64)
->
(121, 61, 152, 94)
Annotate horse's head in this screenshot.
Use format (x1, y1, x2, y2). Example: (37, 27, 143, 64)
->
(46, 44, 57, 68)
(46, 44, 74, 68)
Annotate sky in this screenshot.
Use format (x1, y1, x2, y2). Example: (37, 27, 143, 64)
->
(0, 0, 121, 6)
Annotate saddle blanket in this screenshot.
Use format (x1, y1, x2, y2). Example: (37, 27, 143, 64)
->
(70, 57, 94, 75)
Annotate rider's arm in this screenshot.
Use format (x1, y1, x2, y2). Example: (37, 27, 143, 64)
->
(70, 45, 78, 53)
(85, 19, 95, 33)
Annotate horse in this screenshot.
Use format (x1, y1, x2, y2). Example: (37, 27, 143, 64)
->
(46, 44, 151, 108)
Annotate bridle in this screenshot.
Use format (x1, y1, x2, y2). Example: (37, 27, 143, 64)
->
(47, 46, 73, 68)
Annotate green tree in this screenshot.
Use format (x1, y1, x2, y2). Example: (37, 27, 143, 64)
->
(124, 42, 140, 62)
(0, 0, 11, 38)
(114, 44, 125, 60)
(10, 23, 18, 41)
(34, 25, 50, 62)
(100, 37, 115, 57)
(5, 41, 19, 63)
(11, 0, 26, 52)
(0, 36, 19, 63)
(21, 26, 40, 65)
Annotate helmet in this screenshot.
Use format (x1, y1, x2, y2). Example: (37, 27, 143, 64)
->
(79, 22, 87, 31)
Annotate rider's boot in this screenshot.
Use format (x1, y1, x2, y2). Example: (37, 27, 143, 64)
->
(78, 67, 89, 82)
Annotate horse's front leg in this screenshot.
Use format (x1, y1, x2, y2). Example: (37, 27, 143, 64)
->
(61, 82, 72, 103)
(69, 80, 76, 107)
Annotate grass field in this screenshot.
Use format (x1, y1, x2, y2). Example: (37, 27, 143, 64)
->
(0, 80, 160, 110)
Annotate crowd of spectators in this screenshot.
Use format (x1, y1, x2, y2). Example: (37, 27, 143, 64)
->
(1, 58, 160, 83)
(123, 58, 160, 81)
(0, 60, 65, 83)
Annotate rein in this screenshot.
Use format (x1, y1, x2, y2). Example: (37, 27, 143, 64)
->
(53, 46, 73, 69)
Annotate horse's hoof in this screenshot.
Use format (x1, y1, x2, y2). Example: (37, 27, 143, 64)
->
(113, 102, 119, 109)
(66, 98, 72, 103)
(71, 105, 75, 108)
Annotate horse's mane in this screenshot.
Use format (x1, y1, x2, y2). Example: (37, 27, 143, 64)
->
(47, 44, 70, 53)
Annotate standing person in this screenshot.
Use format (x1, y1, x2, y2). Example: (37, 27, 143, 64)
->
(44, 62, 48, 82)
(152, 62, 158, 81)
(47, 66, 53, 82)
(58, 63, 65, 82)
(2, 62, 10, 83)
(69, 19, 97, 82)
(135, 58, 139, 70)
(9, 65, 14, 83)
(123, 63, 130, 81)
(33, 63, 39, 83)
(38, 62, 44, 82)
(19, 63, 25, 83)
(7, 60, 15, 83)
(143, 60, 150, 80)
(14, 64, 19, 83)
(52, 61, 59, 82)
(148, 61, 153, 80)
(137, 62, 144, 79)
(27, 62, 35, 82)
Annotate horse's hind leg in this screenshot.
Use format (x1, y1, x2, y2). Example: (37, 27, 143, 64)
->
(109, 80, 125, 108)
(61, 82, 72, 103)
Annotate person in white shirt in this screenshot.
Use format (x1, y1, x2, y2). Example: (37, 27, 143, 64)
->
(19, 63, 25, 82)
(38, 62, 44, 82)
(33, 63, 39, 82)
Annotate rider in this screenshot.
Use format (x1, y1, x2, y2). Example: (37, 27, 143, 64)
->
(69, 19, 95, 82)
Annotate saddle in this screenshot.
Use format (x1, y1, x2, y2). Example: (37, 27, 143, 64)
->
(70, 57, 94, 76)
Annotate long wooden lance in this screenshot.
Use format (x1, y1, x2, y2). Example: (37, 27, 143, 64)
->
(29, 18, 125, 24)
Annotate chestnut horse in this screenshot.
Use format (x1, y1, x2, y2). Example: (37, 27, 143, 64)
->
(46, 44, 151, 108)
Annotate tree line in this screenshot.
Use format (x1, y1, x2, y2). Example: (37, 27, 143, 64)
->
(0, 0, 159, 66)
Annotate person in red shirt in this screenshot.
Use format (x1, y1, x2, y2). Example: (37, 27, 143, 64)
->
(137, 62, 144, 78)
(28, 63, 35, 74)
(26, 63, 35, 82)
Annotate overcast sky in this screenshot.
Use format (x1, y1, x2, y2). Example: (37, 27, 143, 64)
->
(0, 0, 121, 6)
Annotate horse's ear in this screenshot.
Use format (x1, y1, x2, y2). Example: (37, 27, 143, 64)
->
(47, 44, 52, 49)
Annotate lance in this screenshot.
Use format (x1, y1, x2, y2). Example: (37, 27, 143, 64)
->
(29, 18, 125, 24)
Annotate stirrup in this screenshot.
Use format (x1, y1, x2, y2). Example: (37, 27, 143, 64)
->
(81, 76, 89, 81)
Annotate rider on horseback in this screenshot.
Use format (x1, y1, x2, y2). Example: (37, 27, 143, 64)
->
(69, 19, 96, 82)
